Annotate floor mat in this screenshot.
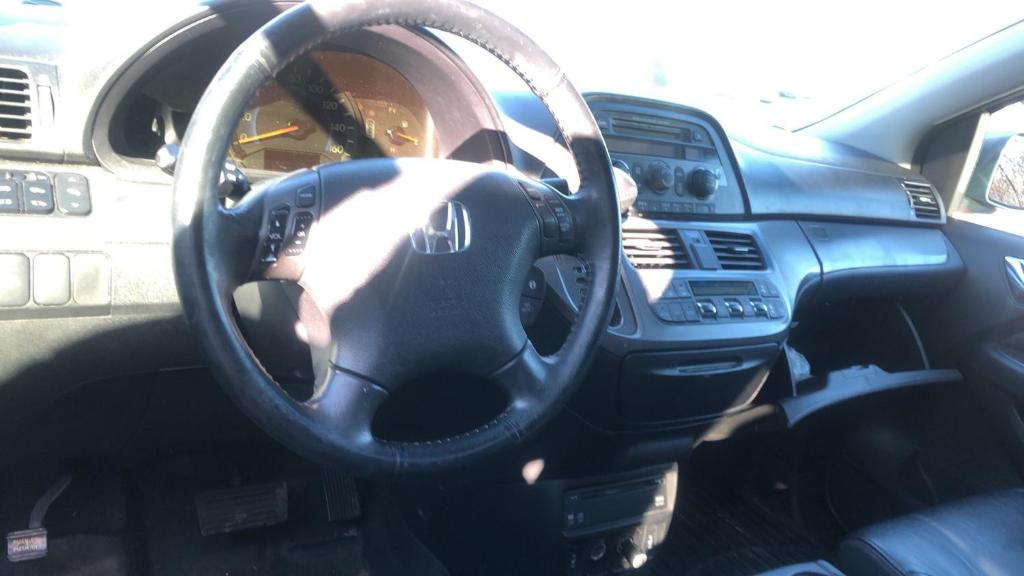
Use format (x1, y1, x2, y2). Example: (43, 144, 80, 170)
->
(647, 483, 823, 576)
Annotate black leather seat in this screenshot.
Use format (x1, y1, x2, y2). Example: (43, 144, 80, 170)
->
(838, 488, 1024, 575)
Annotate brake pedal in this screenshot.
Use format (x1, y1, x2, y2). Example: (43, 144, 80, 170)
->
(6, 474, 72, 563)
(195, 482, 288, 536)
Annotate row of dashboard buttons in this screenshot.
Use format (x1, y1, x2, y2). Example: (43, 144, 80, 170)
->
(633, 199, 715, 215)
(0, 252, 110, 308)
(0, 171, 91, 216)
(653, 296, 785, 323)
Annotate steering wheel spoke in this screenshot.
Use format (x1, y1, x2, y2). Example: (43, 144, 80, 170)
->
(490, 342, 553, 411)
(304, 366, 389, 449)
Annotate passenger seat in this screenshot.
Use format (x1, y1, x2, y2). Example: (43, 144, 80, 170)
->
(837, 488, 1024, 575)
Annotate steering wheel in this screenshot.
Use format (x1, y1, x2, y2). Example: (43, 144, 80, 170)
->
(172, 0, 620, 475)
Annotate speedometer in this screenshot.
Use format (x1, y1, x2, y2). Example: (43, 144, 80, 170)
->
(229, 57, 363, 172)
(227, 51, 438, 173)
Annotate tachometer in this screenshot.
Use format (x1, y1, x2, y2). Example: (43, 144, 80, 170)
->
(229, 57, 363, 172)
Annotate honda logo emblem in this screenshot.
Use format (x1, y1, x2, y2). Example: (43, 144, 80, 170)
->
(409, 201, 471, 254)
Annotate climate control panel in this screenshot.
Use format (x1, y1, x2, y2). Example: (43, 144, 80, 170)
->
(646, 278, 786, 324)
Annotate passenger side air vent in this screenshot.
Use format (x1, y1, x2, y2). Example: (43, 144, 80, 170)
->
(0, 66, 32, 141)
(706, 230, 766, 270)
(622, 229, 692, 269)
(903, 180, 941, 219)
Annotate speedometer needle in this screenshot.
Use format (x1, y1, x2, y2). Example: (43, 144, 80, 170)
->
(236, 124, 300, 145)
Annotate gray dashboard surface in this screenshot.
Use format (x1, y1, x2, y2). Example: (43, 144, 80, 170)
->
(731, 136, 927, 223)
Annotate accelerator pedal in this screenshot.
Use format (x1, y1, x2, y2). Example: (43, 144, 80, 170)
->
(195, 482, 288, 536)
(321, 469, 360, 522)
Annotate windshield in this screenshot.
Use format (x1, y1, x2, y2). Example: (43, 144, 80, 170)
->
(459, 1, 1024, 130)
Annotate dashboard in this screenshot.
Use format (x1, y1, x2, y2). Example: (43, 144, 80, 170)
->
(0, 1, 966, 450)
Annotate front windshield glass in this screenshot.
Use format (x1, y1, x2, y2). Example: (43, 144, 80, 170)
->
(463, 1, 1024, 130)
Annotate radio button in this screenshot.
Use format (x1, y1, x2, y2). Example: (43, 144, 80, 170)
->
(756, 280, 780, 297)
(681, 300, 701, 322)
(653, 302, 672, 322)
(667, 302, 685, 322)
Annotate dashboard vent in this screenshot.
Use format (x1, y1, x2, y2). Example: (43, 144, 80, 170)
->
(706, 231, 766, 270)
(903, 180, 941, 219)
(622, 229, 692, 269)
(0, 67, 32, 141)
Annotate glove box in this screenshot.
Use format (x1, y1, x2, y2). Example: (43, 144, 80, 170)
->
(618, 344, 779, 423)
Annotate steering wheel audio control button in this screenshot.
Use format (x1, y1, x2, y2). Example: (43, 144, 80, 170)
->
(537, 203, 559, 238)
(293, 212, 313, 237)
(295, 185, 317, 208)
(547, 199, 573, 240)
(260, 242, 280, 264)
(268, 208, 289, 241)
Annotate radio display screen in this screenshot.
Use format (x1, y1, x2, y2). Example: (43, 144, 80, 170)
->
(605, 136, 681, 159)
(689, 280, 758, 297)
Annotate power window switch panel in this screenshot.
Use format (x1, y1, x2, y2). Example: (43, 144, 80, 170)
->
(0, 254, 30, 306)
(33, 254, 71, 306)
(72, 253, 111, 306)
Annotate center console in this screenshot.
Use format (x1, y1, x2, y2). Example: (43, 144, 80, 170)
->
(530, 96, 822, 435)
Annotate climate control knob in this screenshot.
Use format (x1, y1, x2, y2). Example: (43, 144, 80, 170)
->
(688, 167, 719, 198)
(646, 161, 672, 194)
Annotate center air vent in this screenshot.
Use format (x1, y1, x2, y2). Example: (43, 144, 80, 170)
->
(622, 229, 692, 269)
(0, 67, 32, 141)
(903, 180, 941, 219)
(706, 231, 766, 270)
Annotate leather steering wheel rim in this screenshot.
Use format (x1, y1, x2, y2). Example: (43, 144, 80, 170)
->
(172, 0, 620, 476)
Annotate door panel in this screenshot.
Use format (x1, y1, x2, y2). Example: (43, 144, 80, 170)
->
(931, 219, 1024, 468)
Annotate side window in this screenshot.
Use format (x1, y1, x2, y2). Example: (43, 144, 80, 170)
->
(953, 101, 1024, 236)
(988, 135, 1024, 209)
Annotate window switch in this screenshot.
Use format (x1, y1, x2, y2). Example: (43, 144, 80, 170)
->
(0, 180, 20, 214)
(24, 181, 54, 214)
(55, 173, 91, 215)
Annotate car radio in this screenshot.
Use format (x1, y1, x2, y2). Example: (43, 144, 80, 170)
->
(588, 98, 745, 217)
